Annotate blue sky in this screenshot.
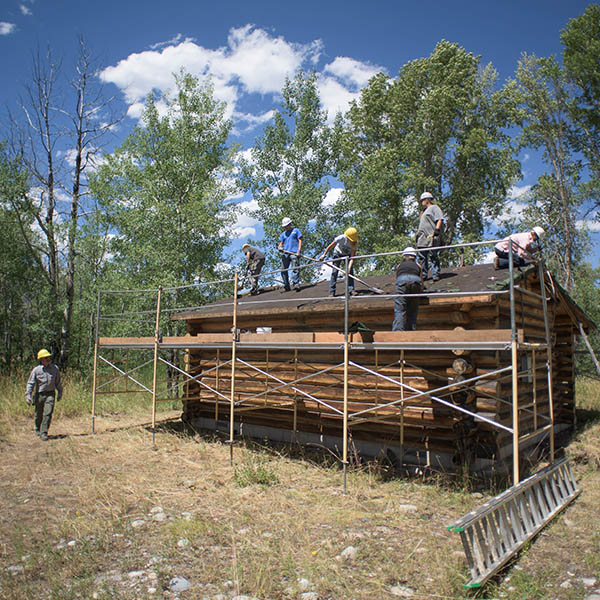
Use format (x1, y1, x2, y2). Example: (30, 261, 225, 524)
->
(1, 0, 598, 263)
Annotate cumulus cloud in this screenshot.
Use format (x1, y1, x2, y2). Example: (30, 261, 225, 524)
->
(19, 4, 32, 15)
(0, 22, 16, 35)
(99, 25, 380, 131)
(322, 187, 344, 207)
(317, 76, 359, 122)
(323, 56, 381, 88)
(232, 198, 260, 238)
(99, 26, 320, 125)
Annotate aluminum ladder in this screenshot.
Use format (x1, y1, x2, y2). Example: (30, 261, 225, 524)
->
(448, 458, 580, 589)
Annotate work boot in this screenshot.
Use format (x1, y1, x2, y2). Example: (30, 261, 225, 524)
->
(40, 433, 48, 441)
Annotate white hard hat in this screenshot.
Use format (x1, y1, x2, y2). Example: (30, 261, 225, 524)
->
(281, 217, 292, 227)
(402, 246, 418, 257)
(420, 191, 434, 201)
(532, 226, 545, 238)
(241, 243, 250, 250)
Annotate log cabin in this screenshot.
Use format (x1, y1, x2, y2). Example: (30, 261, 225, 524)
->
(109, 261, 593, 477)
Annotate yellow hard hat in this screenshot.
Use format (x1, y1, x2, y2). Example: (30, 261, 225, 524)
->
(37, 349, 51, 359)
(344, 227, 358, 243)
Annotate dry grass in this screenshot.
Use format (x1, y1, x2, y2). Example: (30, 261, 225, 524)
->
(0, 381, 599, 599)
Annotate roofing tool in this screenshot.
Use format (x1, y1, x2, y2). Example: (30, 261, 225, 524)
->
(284, 250, 385, 295)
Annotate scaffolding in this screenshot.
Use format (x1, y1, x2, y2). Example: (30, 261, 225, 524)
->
(91, 238, 568, 487)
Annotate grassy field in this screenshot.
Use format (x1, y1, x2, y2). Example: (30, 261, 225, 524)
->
(0, 373, 599, 599)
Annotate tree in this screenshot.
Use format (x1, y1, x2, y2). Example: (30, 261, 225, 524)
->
(0, 144, 49, 367)
(514, 54, 584, 292)
(561, 4, 600, 209)
(337, 41, 520, 266)
(6, 39, 120, 367)
(240, 71, 340, 274)
(91, 70, 236, 304)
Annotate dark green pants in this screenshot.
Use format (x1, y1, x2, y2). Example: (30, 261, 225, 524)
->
(35, 392, 55, 436)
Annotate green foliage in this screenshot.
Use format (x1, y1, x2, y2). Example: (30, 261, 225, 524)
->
(337, 41, 520, 266)
(0, 144, 54, 367)
(240, 71, 340, 273)
(234, 454, 280, 487)
(91, 70, 236, 293)
(562, 4, 600, 206)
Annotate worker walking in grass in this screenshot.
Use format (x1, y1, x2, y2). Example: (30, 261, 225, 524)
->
(416, 192, 444, 282)
(278, 217, 302, 291)
(392, 247, 423, 331)
(494, 227, 544, 270)
(25, 349, 62, 441)
(320, 227, 358, 297)
(241, 244, 265, 295)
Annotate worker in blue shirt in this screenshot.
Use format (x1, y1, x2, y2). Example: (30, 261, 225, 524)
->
(278, 217, 303, 291)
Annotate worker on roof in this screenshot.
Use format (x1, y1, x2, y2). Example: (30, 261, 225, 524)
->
(278, 217, 303, 292)
(493, 227, 544, 270)
(416, 192, 444, 282)
(392, 247, 424, 331)
(320, 227, 358, 297)
(25, 348, 62, 441)
(241, 243, 265, 295)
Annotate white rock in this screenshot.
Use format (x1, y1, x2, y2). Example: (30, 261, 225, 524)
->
(21, 554, 30, 562)
(152, 512, 167, 522)
(150, 506, 164, 514)
(397, 504, 418, 512)
(298, 578, 311, 591)
(177, 538, 190, 548)
(7, 565, 24, 574)
(128, 570, 145, 578)
(181, 512, 192, 520)
(169, 576, 191, 592)
(300, 593, 319, 600)
(560, 581, 572, 589)
(582, 578, 598, 587)
(585, 594, 600, 600)
(390, 584, 415, 597)
(147, 587, 156, 594)
(67, 540, 77, 547)
(148, 571, 158, 581)
(340, 546, 357, 561)
(131, 519, 146, 528)
(262, 531, 273, 538)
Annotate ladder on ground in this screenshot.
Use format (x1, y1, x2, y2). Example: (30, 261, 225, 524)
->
(448, 458, 580, 589)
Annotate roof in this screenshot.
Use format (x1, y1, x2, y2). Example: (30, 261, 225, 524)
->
(173, 262, 566, 321)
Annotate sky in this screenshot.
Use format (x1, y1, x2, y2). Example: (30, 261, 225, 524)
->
(1, 0, 598, 265)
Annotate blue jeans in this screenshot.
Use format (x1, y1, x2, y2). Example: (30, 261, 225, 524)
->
(329, 254, 354, 295)
(281, 253, 300, 289)
(392, 275, 421, 331)
(417, 246, 440, 280)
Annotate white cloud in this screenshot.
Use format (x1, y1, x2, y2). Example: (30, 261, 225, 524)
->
(508, 184, 531, 199)
(322, 187, 344, 207)
(232, 109, 274, 135)
(100, 26, 321, 124)
(576, 219, 600, 232)
(215, 25, 322, 95)
(323, 56, 381, 88)
(99, 25, 381, 132)
(232, 198, 260, 239)
(149, 33, 186, 50)
(19, 4, 32, 15)
(317, 76, 359, 122)
(0, 22, 16, 35)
